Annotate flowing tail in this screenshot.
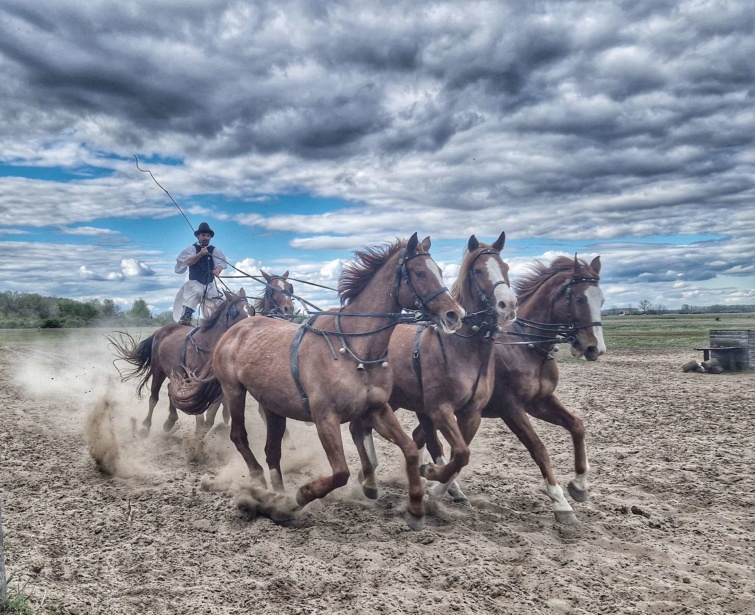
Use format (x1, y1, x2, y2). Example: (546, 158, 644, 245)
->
(107, 332, 156, 398)
(169, 359, 222, 416)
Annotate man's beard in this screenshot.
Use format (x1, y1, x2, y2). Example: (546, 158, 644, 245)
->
(199, 239, 210, 246)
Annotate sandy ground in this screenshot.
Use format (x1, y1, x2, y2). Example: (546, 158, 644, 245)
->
(1, 332, 754, 615)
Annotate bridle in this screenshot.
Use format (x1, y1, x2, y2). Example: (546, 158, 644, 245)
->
(460, 248, 510, 335)
(223, 295, 253, 327)
(393, 248, 450, 313)
(263, 277, 294, 318)
(506, 272, 601, 348)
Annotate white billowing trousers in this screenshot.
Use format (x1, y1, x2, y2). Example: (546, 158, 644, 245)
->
(172, 280, 223, 322)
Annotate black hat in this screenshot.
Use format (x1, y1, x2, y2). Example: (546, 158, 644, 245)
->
(194, 222, 214, 238)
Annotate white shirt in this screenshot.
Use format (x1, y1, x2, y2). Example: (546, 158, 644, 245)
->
(175, 243, 228, 278)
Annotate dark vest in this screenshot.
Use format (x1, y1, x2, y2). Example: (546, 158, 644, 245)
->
(189, 244, 215, 285)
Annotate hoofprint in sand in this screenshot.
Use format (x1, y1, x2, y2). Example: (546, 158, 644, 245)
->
(1, 336, 753, 614)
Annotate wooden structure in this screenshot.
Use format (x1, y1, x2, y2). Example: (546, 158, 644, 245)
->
(695, 330, 754, 371)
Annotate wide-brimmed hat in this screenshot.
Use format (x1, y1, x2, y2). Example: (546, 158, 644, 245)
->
(194, 222, 214, 237)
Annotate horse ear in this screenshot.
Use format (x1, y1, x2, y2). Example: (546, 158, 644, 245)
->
(573, 253, 579, 275)
(282, 270, 289, 278)
(468, 235, 479, 252)
(406, 232, 419, 254)
(420, 236, 431, 252)
(223, 290, 233, 300)
(590, 256, 601, 275)
(261, 270, 272, 282)
(492, 231, 505, 252)
(238, 287, 246, 297)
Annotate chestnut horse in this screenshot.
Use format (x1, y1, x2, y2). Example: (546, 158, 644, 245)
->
(350, 233, 518, 501)
(109, 289, 255, 436)
(421, 255, 605, 523)
(170, 234, 464, 530)
(255, 270, 295, 318)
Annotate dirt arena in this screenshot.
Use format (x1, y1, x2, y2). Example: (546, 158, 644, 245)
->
(1, 332, 754, 614)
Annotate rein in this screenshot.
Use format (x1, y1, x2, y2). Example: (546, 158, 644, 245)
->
(496, 273, 602, 348)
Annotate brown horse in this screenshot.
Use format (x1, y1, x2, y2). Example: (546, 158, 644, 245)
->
(170, 234, 464, 530)
(421, 255, 605, 523)
(350, 232, 518, 501)
(109, 289, 254, 436)
(255, 270, 295, 318)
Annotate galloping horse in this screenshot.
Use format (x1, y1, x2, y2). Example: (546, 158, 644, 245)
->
(109, 289, 254, 436)
(420, 255, 605, 523)
(350, 233, 518, 501)
(170, 234, 464, 530)
(255, 270, 295, 318)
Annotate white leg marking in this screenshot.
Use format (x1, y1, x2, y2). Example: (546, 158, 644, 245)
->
(545, 479, 574, 513)
(572, 457, 590, 492)
(364, 433, 379, 469)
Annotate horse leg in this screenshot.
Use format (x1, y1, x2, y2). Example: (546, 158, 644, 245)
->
(140, 371, 166, 437)
(500, 404, 578, 525)
(295, 412, 350, 508)
(369, 403, 425, 531)
(263, 407, 288, 493)
(527, 395, 589, 503)
(418, 404, 471, 492)
(163, 397, 179, 433)
(349, 417, 379, 500)
(202, 400, 222, 434)
(227, 385, 266, 487)
(425, 411, 481, 505)
(222, 402, 230, 425)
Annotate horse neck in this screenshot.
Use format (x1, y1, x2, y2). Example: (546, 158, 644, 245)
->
(517, 276, 565, 324)
(336, 256, 401, 361)
(197, 310, 232, 344)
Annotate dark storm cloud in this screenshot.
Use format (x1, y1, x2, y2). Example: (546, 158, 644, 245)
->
(0, 0, 753, 309)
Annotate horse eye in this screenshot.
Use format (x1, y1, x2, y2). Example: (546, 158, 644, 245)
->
(576, 297, 587, 305)
(414, 270, 426, 278)
(473, 269, 482, 275)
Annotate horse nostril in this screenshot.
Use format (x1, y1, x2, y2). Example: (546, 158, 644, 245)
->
(446, 311, 459, 323)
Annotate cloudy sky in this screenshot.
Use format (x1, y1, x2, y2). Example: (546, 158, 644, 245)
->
(1, 0, 753, 315)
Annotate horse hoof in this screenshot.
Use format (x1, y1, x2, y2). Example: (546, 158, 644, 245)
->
(419, 463, 430, 479)
(138, 427, 151, 438)
(295, 489, 309, 508)
(362, 485, 379, 500)
(404, 511, 425, 532)
(567, 481, 589, 502)
(162, 421, 177, 433)
(452, 496, 471, 507)
(554, 510, 579, 525)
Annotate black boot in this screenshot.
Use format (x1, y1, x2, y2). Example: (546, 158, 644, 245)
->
(178, 306, 194, 326)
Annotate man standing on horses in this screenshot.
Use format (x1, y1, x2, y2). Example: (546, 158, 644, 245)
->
(174, 222, 227, 325)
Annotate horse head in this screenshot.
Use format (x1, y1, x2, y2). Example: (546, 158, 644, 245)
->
(396, 233, 464, 333)
(462, 232, 517, 325)
(514, 255, 606, 361)
(557, 256, 605, 361)
(210, 287, 254, 330)
(260, 270, 295, 317)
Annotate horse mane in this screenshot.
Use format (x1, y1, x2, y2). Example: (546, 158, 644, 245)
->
(253, 295, 266, 314)
(514, 256, 595, 303)
(198, 294, 236, 330)
(450, 242, 496, 304)
(339, 239, 406, 305)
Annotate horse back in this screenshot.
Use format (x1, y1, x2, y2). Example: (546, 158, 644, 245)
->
(214, 317, 394, 423)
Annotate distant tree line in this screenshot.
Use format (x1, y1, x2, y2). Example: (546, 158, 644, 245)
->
(0, 291, 173, 328)
(603, 303, 755, 316)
